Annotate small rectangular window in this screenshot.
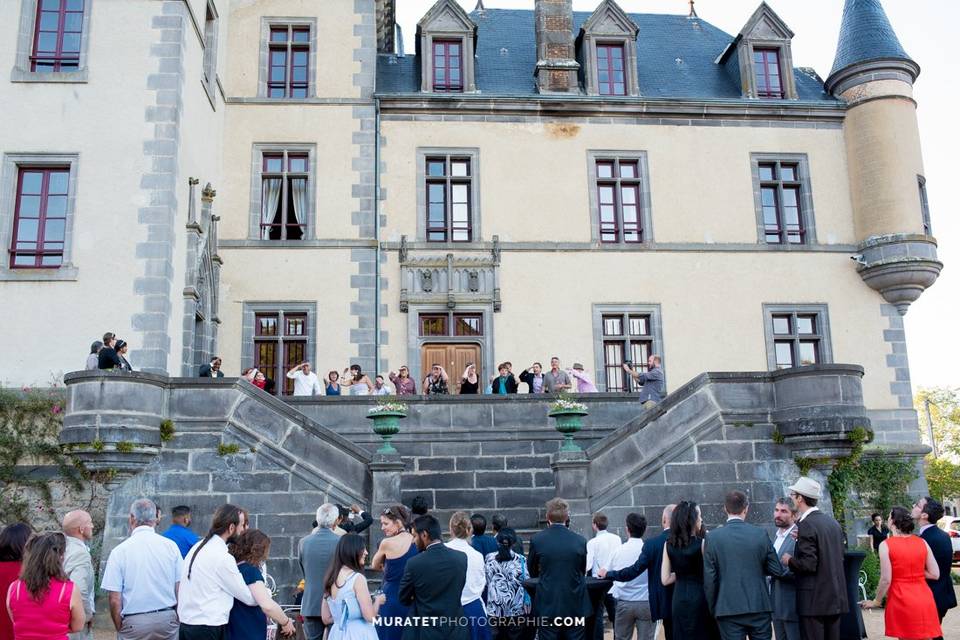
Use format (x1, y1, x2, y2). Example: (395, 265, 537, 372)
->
(268, 25, 310, 98)
(454, 314, 482, 336)
(432, 40, 463, 93)
(759, 161, 805, 244)
(918, 176, 932, 235)
(419, 313, 483, 337)
(10, 167, 69, 268)
(596, 44, 626, 96)
(425, 156, 472, 242)
(753, 48, 783, 99)
(260, 151, 308, 240)
(770, 312, 823, 369)
(31, 0, 84, 72)
(596, 158, 644, 244)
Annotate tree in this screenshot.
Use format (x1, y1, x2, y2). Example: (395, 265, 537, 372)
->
(915, 387, 960, 504)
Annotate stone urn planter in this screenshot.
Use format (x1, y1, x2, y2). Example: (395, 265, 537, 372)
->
(549, 399, 589, 452)
(366, 404, 407, 454)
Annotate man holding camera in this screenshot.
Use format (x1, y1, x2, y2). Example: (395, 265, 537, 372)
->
(622, 355, 665, 408)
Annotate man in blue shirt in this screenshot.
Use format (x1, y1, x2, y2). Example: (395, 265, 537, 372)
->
(162, 505, 200, 558)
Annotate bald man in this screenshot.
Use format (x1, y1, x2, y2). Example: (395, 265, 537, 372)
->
(63, 510, 96, 639)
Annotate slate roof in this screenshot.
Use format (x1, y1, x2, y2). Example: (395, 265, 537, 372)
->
(377, 8, 834, 102)
(830, 0, 913, 76)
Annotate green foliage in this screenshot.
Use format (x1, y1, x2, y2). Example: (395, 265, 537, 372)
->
(159, 420, 175, 442)
(916, 386, 960, 459)
(115, 441, 134, 453)
(925, 457, 960, 504)
(860, 550, 880, 599)
(217, 443, 241, 456)
(953, 571, 960, 586)
(771, 429, 785, 445)
(0, 386, 84, 525)
(91, 439, 104, 452)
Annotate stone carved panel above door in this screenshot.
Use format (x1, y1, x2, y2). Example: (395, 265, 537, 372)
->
(399, 237, 501, 312)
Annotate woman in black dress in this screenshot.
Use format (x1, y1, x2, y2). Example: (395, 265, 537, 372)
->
(660, 501, 719, 640)
(459, 363, 480, 394)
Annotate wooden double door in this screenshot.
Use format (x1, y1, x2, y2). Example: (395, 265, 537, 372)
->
(421, 343, 481, 392)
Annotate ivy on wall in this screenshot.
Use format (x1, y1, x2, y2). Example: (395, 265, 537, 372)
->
(0, 386, 86, 525)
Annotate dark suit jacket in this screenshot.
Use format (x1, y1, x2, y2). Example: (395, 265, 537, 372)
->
(921, 525, 958, 614)
(528, 524, 592, 618)
(300, 528, 339, 617)
(340, 511, 374, 534)
(703, 519, 786, 618)
(399, 542, 469, 640)
(97, 347, 122, 369)
(607, 531, 673, 620)
(771, 529, 798, 622)
(519, 370, 545, 393)
(605, 530, 673, 621)
(787, 510, 849, 617)
(198, 363, 224, 377)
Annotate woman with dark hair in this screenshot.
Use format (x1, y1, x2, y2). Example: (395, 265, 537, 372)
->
(0, 523, 33, 640)
(321, 534, 384, 639)
(227, 529, 295, 640)
(324, 370, 342, 396)
(483, 528, 528, 640)
(371, 505, 416, 640)
(85, 341, 103, 370)
(342, 365, 373, 396)
(867, 512, 890, 553)
(660, 501, 718, 640)
(114, 339, 133, 371)
(860, 506, 942, 639)
(178, 504, 258, 639)
(5, 532, 86, 639)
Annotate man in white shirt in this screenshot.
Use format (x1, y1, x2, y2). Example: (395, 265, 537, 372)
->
(373, 375, 392, 395)
(101, 499, 183, 640)
(586, 511, 623, 639)
(286, 362, 323, 396)
(608, 513, 654, 640)
(62, 510, 95, 640)
(177, 503, 257, 640)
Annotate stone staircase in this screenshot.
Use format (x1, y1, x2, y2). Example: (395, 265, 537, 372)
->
(60, 364, 874, 601)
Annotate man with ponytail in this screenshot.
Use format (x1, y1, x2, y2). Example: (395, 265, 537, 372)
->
(177, 504, 257, 640)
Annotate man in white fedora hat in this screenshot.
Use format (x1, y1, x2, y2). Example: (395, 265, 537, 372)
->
(780, 476, 848, 640)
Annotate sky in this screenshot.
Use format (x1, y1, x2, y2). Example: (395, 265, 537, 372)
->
(397, 1, 960, 390)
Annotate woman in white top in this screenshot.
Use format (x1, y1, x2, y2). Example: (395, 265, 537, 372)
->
(446, 511, 491, 640)
(341, 365, 373, 396)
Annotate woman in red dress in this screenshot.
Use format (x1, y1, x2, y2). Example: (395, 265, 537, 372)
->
(860, 506, 941, 639)
(0, 523, 32, 640)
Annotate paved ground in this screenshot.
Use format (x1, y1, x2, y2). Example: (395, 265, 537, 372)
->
(92, 606, 959, 640)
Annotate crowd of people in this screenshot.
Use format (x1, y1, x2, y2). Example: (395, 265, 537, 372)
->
(1, 477, 955, 640)
(82, 331, 667, 404)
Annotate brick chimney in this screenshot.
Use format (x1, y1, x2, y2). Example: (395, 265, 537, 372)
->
(534, 0, 580, 93)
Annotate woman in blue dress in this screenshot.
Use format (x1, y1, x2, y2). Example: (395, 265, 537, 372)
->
(227, 530, 296, 640)
(322, 534, 385, 640)
(325, 370, 342, 395)
(371, 505, 417, 640)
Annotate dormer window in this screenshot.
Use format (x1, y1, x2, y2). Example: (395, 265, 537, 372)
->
(596, 44, 626, 96)
(753, 48, 783, 98)
(417, 0, 477, 94)
(578, 0, 639, 97)
(720, 3, 798, 100)
(432, 40, 463, 92)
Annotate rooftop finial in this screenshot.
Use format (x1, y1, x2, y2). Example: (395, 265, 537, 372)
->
(688, 0, 697, 18)
(474, 0, 485, 12)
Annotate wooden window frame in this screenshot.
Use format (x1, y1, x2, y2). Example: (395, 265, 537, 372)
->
(425, 155, 472, 243)
(268, 25, 310, 99)
(758, 160, 805, 245)
(260, 151, 309, 241)
(253, 310, 308, 396)
(596, 43, 627, 96)
(763, 304, 833, 371)
(600, 313, 653, 392)
(30, 0, 84, 72)
(431, 39, 464, 93)
(9, 166, 70, 269)
(596, 159, 643, 243)
(753, 48, 784, 99)
(418, 312, 483, 337)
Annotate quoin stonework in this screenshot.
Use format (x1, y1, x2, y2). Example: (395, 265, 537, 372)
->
(0, 0, 942, 598)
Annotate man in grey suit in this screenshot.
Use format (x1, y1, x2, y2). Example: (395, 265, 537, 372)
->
(703, 490, 786, 640)
(300, 503, 340, 640)
(770, 498, 800, 640)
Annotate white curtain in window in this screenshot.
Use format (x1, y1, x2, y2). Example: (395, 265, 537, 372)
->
(261, 178, 282, 239)
(290, 178, 307, 226)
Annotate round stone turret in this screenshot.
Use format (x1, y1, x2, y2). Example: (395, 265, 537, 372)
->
(827, 0, 941, 314)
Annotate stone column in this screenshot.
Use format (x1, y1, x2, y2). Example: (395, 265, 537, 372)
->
(369, 455, 405, 550)
(551, 451, 591, 536)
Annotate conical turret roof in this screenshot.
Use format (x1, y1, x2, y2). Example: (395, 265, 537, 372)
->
(830, 0, 913, 76)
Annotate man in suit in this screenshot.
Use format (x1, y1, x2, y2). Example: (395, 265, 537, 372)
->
(780, 477, 848, 640)
(198, 356, 224, 377)
(913, 496, 957, 640)
(300, 503, 340, 640)
(599, 505, 675, 640)
(703, 491, 786, 640)
(528, 498, 593, 640)
(770, 498, 800, 640)
(399, 514, 469, 640)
